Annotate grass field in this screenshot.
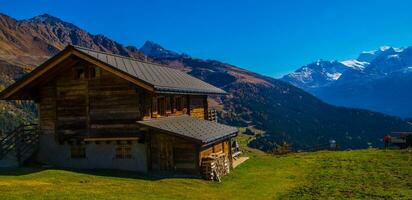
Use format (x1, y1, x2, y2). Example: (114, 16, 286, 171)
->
(0, 148, 410, 199)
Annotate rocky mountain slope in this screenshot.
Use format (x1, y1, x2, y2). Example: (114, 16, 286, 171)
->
(0, 13, 411, 149)
(283, 46, 412, 118)
(0, 13, 145, 68)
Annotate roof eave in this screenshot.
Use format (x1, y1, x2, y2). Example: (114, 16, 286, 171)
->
(201, 131, 238, 147)
(154, 86, 227, 96)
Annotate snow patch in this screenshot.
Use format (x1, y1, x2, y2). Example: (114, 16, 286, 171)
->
(361, 50, 377, 55)
(380, 46, 391, 51)
(388, 54, 400, 59)
(362, 46, 404, 55)
(393, 47, 404, 52)
(288, 67, 314, 83)
(326, 72, 342, 80)
(340, 60, 369, 70)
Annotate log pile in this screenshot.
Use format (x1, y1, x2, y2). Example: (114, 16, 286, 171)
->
(201, 152, 230, 181)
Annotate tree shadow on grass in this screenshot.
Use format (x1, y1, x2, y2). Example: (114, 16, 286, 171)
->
(0, 166, 201, 181)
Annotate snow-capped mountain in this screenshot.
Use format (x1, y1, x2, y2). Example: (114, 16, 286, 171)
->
(282, 45, 412, 118)
(282, 60, 354, 89)
(358, 46, 403, 62)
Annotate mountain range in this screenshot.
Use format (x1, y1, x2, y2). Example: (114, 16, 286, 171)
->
(0, 13, 411, 150)
(282, 46, 412, 118)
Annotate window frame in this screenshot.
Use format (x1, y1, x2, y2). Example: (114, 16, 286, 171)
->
(89, 66, 101, 79)
(115, 144, 133, 159)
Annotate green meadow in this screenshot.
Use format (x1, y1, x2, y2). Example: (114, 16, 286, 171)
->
(0, 146, 410, 199)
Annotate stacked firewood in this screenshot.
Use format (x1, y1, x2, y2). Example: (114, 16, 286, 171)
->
(201, 152, 229, 181)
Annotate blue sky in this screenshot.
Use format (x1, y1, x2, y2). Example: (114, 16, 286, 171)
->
(2, 0, 412, 77)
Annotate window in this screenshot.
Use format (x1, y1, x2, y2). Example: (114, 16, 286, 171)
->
(74, 67, 85, 79)
(166, 96, 171, 113)
(157, 97, 166, 116)
(74, 66, 101, 80)
(175, 96, 183, 111)
(191, 97, 204, 107)
(151, 96, 173, 115)
(152, 97, 158, 114)
(71, 145, 86, 158)
(89, 67, 101, 79)
(116, 145, 132, 159)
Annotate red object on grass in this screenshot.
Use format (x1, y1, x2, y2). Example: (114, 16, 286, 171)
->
(384, 134, 391, 142)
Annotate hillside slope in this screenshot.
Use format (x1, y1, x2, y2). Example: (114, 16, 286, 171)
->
(0, 13, 411, 149)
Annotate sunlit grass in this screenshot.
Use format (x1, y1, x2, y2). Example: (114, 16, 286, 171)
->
(0, 149, 410, 199)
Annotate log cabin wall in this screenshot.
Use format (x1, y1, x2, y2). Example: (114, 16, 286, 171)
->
(39, 86, 56, 135)
(38, 62, 145, 141)
(54, 65, 88, 140)
(88, 67, 142, 138)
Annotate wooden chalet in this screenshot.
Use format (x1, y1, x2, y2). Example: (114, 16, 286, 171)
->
(0, 45, 238, 177)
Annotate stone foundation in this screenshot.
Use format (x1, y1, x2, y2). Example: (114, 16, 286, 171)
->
(36, 134, 147, 172)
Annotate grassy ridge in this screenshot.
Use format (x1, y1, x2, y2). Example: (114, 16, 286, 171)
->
(281, 150, 412, 199)
(0, 149, 410, 199)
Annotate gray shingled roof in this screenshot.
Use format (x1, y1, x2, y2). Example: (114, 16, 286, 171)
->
(137, 115, 238, 145)
(74, 46, 226, 95)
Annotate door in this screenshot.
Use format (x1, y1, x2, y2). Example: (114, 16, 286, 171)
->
(151, 133, 174, 172)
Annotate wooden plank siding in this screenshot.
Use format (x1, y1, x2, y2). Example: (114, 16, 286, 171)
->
(88, 69, 141, 137)
(55, 71, 88, 139)
(149, 131, 198, 173)
(39, 86, 56, 135)
(38, 62, 145, 141)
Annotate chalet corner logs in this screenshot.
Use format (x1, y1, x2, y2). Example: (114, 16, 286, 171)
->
(0, 45, 238, 180)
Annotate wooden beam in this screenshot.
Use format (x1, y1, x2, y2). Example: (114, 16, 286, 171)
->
(187, 95, 191, 115)
(203, 95, 208, 120)
(84, 137, 139, 142)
